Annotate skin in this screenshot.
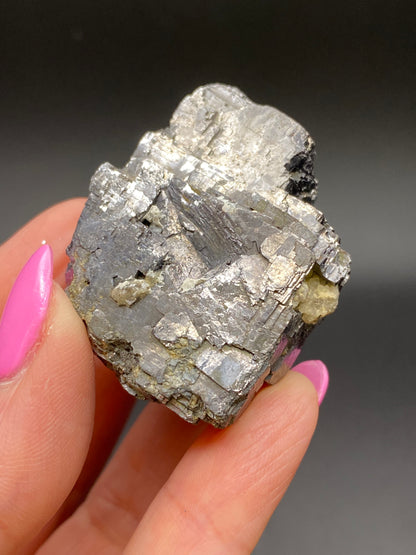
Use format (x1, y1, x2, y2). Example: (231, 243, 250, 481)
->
(0, 200, 319, 554)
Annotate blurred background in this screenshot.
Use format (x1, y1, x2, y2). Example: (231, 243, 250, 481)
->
(1, 1, 415, 553)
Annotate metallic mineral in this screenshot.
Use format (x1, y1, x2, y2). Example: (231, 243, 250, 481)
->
(66, 84, 351, 427)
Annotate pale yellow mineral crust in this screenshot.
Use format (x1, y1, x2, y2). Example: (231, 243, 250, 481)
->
(293, 272, 340, 325)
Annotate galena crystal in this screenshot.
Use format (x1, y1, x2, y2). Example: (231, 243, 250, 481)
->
(66, 84, 351, 428)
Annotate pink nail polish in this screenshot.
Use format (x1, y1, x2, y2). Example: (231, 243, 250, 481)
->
(292, 360, 329, 405)
(0, 244, 53, 379)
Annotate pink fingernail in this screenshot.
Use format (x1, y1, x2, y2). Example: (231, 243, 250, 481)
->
(293, 360, 329, 405)
(0, 244, 53, 379)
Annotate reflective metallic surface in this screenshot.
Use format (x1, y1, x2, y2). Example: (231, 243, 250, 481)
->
(67, 85, 350, 427)
(2, 2, 414, 549)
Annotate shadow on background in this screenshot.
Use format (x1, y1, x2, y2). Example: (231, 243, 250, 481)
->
(1, 2, 415, 553)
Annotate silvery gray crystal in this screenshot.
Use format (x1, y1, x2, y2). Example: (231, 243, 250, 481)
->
(66, 84, 350, 428)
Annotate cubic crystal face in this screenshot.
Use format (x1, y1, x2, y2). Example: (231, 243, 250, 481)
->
(66, 84, 350, 428)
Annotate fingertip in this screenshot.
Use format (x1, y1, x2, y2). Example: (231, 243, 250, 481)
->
(254, 370, 320, 442)
(292, 360, 329, 405)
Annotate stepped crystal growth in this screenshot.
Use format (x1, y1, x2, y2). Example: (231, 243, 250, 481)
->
(67, 84, 350, 427)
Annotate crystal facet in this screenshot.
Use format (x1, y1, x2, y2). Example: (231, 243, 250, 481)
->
(66, 84, 350, 427)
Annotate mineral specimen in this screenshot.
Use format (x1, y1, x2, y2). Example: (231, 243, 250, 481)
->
(66, 84, 350, 428)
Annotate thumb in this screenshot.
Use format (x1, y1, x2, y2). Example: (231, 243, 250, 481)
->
(0, 245, 95, 553)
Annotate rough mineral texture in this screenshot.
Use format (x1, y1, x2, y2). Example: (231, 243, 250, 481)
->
(66, 84, 351, 428)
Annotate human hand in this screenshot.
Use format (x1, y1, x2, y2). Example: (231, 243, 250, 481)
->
(0, 199, 328, 554)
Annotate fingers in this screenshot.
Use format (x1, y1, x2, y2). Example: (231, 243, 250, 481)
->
(124, 371, 319, 554)
(29, 361, 135, 550)
(42, 368, 319, 554)
(0, 201, 135, 550)
(61, 361, 135, 518)
(0, 274, 96, 552)
(40, 403, 207, 553)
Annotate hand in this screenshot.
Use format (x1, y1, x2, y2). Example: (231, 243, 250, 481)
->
(0, 200, 328, 554)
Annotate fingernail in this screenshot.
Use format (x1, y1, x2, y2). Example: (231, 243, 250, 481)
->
(0, 244, 53, 379)
(292, 360, 329, 405)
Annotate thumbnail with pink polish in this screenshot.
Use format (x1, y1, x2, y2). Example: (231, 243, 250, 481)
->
(293, 360, 329, 405)
(0, 244, 53, 379)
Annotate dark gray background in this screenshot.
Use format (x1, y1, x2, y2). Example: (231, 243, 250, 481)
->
(1, 1, 415, 553)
